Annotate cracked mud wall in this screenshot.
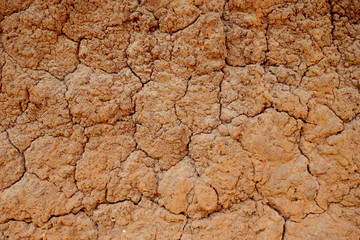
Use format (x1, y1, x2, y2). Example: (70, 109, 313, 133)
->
(0, 0, 359, 239)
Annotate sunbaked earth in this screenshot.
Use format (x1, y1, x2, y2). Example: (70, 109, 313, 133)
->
(0, 0, 360, 239)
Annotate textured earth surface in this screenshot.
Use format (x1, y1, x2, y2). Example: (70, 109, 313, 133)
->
(0, 0, 360, 239)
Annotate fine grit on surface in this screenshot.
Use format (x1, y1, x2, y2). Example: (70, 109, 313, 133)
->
(0, 0, 360, 239)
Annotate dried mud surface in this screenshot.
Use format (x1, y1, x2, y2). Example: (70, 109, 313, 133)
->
(0, 0, 360, 239)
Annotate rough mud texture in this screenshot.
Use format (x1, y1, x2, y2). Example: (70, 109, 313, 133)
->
(0, 0, 359, 239)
